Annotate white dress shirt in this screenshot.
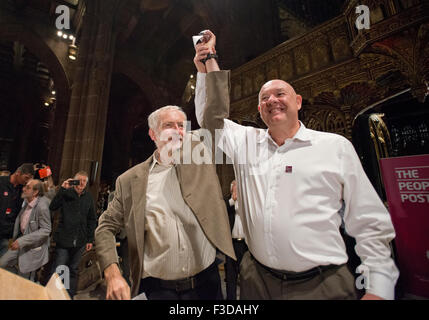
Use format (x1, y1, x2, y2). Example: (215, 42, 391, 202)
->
(195, 72, 399, 299)
(143, 155, 216, 280)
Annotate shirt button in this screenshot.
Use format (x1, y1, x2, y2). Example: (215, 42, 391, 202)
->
(182, 267, 186, 272)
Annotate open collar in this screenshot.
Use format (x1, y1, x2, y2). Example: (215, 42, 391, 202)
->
(257, 121, 311, 145)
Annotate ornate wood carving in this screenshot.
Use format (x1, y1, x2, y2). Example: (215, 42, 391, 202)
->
(345, 0, 428, 55)
(301, 105, 348, 138)
(230, 1, 428, 139)
(278, 53, 295, 80)
(364, 23, 429, 102)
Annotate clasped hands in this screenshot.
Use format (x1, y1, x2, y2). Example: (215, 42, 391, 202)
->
(193, 30, 216, 73)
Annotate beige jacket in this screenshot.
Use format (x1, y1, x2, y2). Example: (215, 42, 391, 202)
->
(95, 133, 235, 298)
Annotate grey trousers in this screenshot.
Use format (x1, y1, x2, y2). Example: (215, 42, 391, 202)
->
(0, 249, 36, 281)
(239, 251, 358, 300)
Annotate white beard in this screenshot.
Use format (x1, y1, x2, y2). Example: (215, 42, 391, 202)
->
(157, 129, 183, 164)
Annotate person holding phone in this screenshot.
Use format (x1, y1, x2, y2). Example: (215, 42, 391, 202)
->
(49, 171, 97, 298)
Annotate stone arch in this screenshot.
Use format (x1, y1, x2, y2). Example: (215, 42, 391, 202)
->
(0, 23, 71, 181)
(113, 57, 169, 109)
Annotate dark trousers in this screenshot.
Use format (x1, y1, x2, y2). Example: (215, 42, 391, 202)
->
(138, 262, 223, 300)
(51, 246, 85, 298)
(239, 251, 358, 300)
(225, 239, 248, 300)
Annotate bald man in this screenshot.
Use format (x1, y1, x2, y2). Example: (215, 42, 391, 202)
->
(193, 30, 399, 300)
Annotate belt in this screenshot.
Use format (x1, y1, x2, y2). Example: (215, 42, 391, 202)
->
(143, 261, 216, 292)
(252, 254, 342, 281)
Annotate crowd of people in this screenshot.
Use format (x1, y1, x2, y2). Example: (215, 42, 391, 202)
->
(0, 163, 98, 298)
(1, 30, 399, 301)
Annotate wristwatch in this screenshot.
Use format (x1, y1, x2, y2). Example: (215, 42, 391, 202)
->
(202, 53, 218, 63)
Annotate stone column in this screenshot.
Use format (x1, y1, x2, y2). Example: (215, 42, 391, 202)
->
(59, 0, 120, 197)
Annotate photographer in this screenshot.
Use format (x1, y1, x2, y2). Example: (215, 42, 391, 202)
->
(49, 171, 97, 299)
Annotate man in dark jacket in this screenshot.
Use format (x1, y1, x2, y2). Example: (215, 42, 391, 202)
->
(0, 163, 34, 258)
(49, 171, 96, 298)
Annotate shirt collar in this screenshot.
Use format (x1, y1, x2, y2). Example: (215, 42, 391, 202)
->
(150, 151, 174, 172)
(149, 154, 159, 172)
(293, 121, 312, 142)
(27, 197, 38, 208)
(257, 121, 311, 144)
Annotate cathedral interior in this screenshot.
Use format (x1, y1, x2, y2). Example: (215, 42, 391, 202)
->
(0, 0, 428, 299)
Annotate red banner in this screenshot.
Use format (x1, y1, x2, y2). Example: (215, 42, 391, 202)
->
(380, 154, 429, 298)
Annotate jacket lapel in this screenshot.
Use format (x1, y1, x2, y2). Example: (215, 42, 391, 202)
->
(13, 205, 26, 238)
(130, 156, 152, 269)
(176, 138, 206, 204)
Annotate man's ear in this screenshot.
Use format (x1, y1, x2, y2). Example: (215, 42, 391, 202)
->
(296, 95, 303, 111)
(258, 105, 261, 112)
(149, 128, 156, 142)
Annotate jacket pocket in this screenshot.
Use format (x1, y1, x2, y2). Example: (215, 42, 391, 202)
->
(29, 220, 38, 232)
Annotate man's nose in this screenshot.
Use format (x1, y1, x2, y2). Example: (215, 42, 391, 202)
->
(267, 94, 278, 104)
(174, 124, 185, 134)
(174, 123, 184, 130)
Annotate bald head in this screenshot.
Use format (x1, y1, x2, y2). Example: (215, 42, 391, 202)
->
(258, 80, 297, 104)
(257, 78, 302, 131)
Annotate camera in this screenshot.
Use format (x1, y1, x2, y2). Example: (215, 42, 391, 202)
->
(69, 179, 80, 186)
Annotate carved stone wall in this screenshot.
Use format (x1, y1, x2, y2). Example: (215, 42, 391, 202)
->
(229, 0, 429, 141)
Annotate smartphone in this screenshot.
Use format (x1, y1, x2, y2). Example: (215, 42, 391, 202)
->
(38, 166, 52, 179)
(69, 179, 80, 186)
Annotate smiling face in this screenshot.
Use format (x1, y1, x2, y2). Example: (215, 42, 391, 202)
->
(258, 80, 302, 129)
(149, 109, 186, 155)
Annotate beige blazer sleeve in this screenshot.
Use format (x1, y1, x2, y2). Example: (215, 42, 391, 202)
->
(95, 177, 125, 273)
(202, 70, 231, 132)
